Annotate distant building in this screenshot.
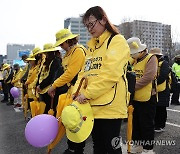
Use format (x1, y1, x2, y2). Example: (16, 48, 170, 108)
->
(64, 17, 90, 47)
(0, 55, 3, 65)
(0, 55, 7, 65)
(119, 20, 172, 54)
(6, 44, 35, 65)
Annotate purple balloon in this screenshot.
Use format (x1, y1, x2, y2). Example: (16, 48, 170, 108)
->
(10, 87, 19, 98)
(25, 114, 59, 148)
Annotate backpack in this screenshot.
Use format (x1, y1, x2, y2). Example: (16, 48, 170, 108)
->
(107, 34, 136, 102)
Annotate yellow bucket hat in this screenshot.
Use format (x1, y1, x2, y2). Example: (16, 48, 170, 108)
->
(26, 53, 36, 61)
(39, 43, 59, 54)
(61, 101, 94, 143)
(3, 63, 10, 70)
(32, 47, 42, 56)
(54, 29, 79, 47)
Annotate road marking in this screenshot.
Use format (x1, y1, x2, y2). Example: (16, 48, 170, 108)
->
(167, 108, 180, 113)
(166, 122, 180, 128)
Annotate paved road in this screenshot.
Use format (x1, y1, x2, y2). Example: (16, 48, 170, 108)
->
(0, 94, 180, 154)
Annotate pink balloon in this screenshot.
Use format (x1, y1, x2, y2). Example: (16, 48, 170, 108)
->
(10, 87, 19, 98)
(25, 114, 59, 148)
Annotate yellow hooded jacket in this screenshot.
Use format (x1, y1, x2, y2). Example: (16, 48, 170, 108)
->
(52, 44, 86, 93)
(11, 68, 23, 88)
(26, 65, 39, 98)
(74, 30, 130, 119)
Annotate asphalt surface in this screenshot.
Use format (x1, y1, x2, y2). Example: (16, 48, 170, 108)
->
(0, 94, 180, 154)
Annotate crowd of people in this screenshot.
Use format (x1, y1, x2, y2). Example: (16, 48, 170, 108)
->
(0, 6, 180, 154)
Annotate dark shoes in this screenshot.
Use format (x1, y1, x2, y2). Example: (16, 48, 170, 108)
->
(6, 102, 14, 106)
(63, 149, 75, 154)
(171, 101, 180, 105)
(63, 149, 84, 154)
(1, 99, 8, 103)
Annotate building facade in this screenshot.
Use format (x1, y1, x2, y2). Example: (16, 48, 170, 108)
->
(64, 17, 90, 47)
(7, 44, 34, 60)
(6, 44, 35, 65)
(119, 20, 172, 54)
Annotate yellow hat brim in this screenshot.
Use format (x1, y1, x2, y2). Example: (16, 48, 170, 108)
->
(26, 57, 36, 61)
(65, 101, 94, 143)
(33, 50, 43, 56)
(3, 65, 10, 70)
(54, 34, 79, 47)
(39, 47, 59, 54)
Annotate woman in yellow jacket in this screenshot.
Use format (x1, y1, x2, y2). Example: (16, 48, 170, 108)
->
(25, 54, 39, 108)
(127, 37, 157, 154)
(11, 64, 23, 107)
(74, 6, 130, 154)
(47, 29, 86, 154)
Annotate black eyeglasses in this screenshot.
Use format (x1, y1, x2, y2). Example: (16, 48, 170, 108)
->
(86, 19, 98, 31)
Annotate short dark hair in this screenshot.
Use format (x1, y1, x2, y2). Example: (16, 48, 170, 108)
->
(13, 63, 20, 69)
(21, 54, 28, 60)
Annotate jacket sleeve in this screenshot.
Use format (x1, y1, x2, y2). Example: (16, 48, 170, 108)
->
(83, 35, 130, 99)
(11, 70, 23, 84)
(157, 61, 170, 85)
(52, 48, 85, 89)
(25, 67, 37, 85)
(53, 58, 64, 81)
(20, 64, 30, 81)
(5, 69, 13, 83)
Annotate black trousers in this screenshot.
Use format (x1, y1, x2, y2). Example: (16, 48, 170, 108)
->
(53, 86, 68, 116)
(92, 119, 122, 154)
(39, 93, 51, 114)
(1, 80, 8, 100)
(7, 83, 14, 103)
(171, 82, 180, 104)
(171, 89, 180, 104)
(132, 95, 156, 150)
(67, 140, 85, 154)
(154, 106, 167, 129)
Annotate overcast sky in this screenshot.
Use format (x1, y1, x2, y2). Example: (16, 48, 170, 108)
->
(0, 0, 180, 55)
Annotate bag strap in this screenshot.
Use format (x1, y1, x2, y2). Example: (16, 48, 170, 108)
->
(70, 46, 86, 86)
(107, 34, 117, 49)
(73, 77, 88, 99)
